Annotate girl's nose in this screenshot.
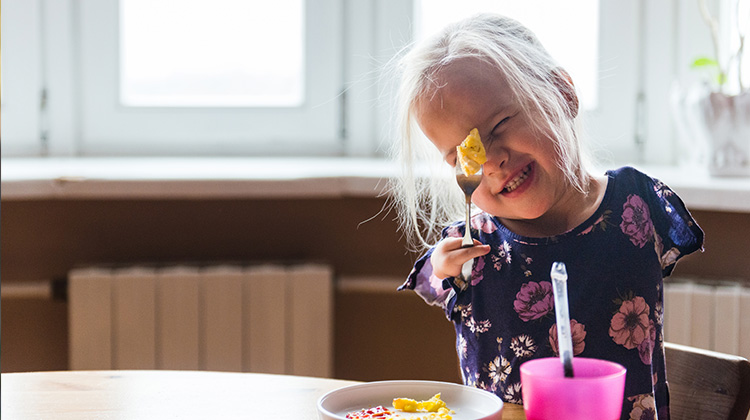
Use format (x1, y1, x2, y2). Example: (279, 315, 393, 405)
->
(481, 144, 509, 177)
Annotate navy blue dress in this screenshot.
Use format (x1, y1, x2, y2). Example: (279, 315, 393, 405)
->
(399, 167, 704, 420)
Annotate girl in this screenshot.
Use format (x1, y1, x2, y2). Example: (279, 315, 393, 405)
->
(390, 13, 703, 420)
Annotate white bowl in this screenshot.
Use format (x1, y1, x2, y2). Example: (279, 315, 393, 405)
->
(317, 380, 503, 420)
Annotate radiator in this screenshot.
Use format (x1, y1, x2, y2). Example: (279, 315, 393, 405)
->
(663, 280, 750, 359)
(68, 263, 333, 377)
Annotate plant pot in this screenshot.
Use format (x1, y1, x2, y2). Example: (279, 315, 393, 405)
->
(701, 90, 750, 176)
(673, 85, 750, 177)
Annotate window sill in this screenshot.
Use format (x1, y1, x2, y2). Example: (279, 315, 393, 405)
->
(0, 157, 397, 200)
(1, 158, 749, 213)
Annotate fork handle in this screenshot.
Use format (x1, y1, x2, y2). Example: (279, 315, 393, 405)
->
(460, 259, 473, 284)
(462, 197, 473, 247)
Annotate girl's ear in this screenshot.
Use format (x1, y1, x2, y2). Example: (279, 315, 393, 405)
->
(552, 68, 579, 118)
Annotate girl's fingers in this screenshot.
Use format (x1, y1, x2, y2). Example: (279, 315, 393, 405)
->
(439, 238, 490, 253)
(431, 238, 491, 278)
(456, 244, 490, 264)
(437, 237, 466, 252)
(463, 242, 491, 259)
(439, 239, 490, 260)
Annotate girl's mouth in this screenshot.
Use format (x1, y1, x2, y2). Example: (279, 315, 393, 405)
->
(502, 164, 532, 193)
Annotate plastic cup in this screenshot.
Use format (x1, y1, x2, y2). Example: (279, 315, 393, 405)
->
(520, 357, 626, 420)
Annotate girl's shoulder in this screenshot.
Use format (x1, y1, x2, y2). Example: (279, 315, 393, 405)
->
(605, 166, 704, 272)
(605, 165, 655, 188)
(604, 166, 677, 203)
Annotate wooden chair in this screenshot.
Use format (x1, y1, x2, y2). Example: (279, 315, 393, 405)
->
(665, 342, 750, 420)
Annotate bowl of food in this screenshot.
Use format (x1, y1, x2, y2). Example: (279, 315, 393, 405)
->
(317, 380, 503, 420)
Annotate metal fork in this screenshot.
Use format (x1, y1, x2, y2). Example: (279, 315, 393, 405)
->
(455, 163, 483, 281)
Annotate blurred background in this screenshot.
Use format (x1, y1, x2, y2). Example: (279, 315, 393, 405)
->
(2, 0, 749, 380)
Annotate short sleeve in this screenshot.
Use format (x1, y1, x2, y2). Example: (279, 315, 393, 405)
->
(398, 222, 469, 318)
(646, 175, 705, 276)
(398, 247, 456, 317)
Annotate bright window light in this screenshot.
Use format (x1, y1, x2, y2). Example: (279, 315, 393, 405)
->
(415, 0, 599, 109)
(120, 0, 304, 107)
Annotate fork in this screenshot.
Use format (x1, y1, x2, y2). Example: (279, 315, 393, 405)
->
(455, 163, 483, 247)
(455, 163, 483, 282)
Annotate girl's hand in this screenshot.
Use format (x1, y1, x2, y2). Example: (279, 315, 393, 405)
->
(431, 237, 491, 279)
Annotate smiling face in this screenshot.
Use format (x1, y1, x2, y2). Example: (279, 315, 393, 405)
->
(415, 57, 586, 236)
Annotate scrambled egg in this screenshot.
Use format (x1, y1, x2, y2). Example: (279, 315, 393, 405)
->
(392, 393, 454, 420)
(456, 128, 487, 176)
(346, 393, 454, 420)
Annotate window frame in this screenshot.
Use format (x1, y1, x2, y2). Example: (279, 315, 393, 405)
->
(73, 0, 344, 156)
(1, 0, 44, 156)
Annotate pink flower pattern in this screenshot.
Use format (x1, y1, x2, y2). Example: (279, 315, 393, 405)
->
(471, 213, 497, 234)
(610, 296, 651, 349)
(470, 256, 486, 286)
(513, 281, 554, 322)
(620, 194, 654, 248)
(445, 225, 462, 238)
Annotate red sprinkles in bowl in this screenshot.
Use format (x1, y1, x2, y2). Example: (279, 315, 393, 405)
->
(345, 405, 393, 419)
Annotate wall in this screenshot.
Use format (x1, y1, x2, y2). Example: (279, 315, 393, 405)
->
(1, 198, 746, 379)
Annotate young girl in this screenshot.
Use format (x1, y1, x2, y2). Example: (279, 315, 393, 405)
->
(390, 13, 704, 420)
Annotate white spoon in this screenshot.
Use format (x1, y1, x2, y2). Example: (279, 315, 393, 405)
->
(551, 261, 575, 378)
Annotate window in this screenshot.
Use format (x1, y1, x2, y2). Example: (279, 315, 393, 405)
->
(1, 0, 44, 156)
(1, 0, 707, 165)
(415, 0, 599, 109)
(77, 0, 342, 156)
(120, 0, 305, 108)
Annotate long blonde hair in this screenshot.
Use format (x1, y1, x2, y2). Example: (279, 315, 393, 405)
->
(387, 13, 594, 251)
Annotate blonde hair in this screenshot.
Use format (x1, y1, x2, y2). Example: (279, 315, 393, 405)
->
(387, 13, 594, 251)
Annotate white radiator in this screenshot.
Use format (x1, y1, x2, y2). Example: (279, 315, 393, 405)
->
(68, 263, 333, 377)
(663, 280, 750, 359)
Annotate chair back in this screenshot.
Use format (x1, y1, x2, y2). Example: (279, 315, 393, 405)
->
(665, 342, 750, 420)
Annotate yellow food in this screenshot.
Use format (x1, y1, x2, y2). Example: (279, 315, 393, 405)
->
(349, 393, 454, 420)
(427, 407, 454, 420)
(417, 393, 447, 412)
(393, 397, 420, 412)
(392, 393, 453, 419)
(456, 128, 486, 175)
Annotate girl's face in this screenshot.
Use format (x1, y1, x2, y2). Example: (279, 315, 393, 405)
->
(416, 57, 580, 234)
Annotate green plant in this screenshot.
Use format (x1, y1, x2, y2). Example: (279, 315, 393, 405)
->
(691, 56, 727, 86)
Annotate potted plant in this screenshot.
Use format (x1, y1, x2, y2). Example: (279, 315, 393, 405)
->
(685, 0, 749, 177)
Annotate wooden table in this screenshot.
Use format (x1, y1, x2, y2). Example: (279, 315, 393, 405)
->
(0, 370, 526, 419)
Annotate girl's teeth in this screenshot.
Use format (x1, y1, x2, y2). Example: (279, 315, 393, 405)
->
(503, 166, 531, 193)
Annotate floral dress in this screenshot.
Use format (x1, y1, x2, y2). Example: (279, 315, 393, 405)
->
(399, 166, 704, 420)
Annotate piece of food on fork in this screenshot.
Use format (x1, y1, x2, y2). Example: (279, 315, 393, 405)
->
(456, 128, 487, 175)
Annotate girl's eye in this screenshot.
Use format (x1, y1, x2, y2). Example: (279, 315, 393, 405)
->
(486, 115, 512, 145)
(493, 116, 511, 132)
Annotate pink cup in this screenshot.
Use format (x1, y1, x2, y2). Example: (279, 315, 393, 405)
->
(520, 357, 626, 420)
